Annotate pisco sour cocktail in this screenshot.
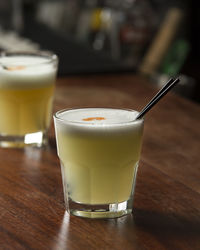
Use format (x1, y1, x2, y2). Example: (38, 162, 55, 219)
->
(0, 51, 58, 147)
(54, 108, 144, 218)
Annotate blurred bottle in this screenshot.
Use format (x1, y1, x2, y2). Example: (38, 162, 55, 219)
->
(75, 0, 98, 43)
(75, 0, 156, 66)
(118, 0, 157, 67)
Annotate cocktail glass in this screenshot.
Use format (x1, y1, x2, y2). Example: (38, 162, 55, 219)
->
(54, 108, 144, 218)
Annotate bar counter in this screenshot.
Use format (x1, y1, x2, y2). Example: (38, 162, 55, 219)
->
(0, 74, 200, 249)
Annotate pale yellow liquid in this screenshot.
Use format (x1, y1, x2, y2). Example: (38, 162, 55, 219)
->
(0, 84, 54, 135)
(57, 126, 143, 205)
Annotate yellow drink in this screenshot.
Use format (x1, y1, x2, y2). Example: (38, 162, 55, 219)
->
(0, 52, 58, 147)
(0, 84, 54, 135)
(54, 108, 144, 207)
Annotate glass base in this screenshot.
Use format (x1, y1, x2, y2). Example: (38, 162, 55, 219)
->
(66, 198, 133, 219)
(0, 131, 48, 148)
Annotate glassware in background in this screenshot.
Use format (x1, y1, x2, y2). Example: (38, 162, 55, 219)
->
(0, 28, 40, 52)
(1, 1, 195, 100)
(34, 0, 156, 68)
(0, 51, 58, 147)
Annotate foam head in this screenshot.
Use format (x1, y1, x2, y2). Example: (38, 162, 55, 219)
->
(54, 108, 144, 134)
(0, 54, 57, 88)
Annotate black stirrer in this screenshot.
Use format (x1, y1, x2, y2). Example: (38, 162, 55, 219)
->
(136, 78, 180, 120)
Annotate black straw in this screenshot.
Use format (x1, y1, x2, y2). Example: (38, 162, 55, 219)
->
(136, 78, 180, 120)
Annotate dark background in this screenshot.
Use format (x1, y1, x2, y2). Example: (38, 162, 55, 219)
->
(0, 0, 200, 102)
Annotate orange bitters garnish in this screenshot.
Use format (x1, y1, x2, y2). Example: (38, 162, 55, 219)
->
(6, 65, 26, 71)
(83, 117, 106, 121)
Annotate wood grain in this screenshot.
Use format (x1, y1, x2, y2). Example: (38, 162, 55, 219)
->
(0, 74, 200, 250)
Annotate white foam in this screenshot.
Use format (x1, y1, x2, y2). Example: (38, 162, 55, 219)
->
(0, 56, 57, 88)
(55, 108, 143, 134)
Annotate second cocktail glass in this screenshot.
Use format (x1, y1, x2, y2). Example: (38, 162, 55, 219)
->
(0, 51, 58, 147)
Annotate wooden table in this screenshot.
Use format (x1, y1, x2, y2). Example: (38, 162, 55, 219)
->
(0, 74, 200, 250)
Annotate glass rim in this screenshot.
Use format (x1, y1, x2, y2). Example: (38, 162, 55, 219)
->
(0, 50, 58, 67)
(53, 107, 144, 126)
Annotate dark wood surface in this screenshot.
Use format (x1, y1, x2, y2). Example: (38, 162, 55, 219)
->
(0, 74, 200, 250)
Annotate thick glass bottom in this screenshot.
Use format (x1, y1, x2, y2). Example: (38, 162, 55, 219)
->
(66, 198, 133, 219)
(0, 131, 48, 148)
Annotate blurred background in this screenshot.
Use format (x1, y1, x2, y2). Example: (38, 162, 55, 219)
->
(0, 0, 199, 102)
